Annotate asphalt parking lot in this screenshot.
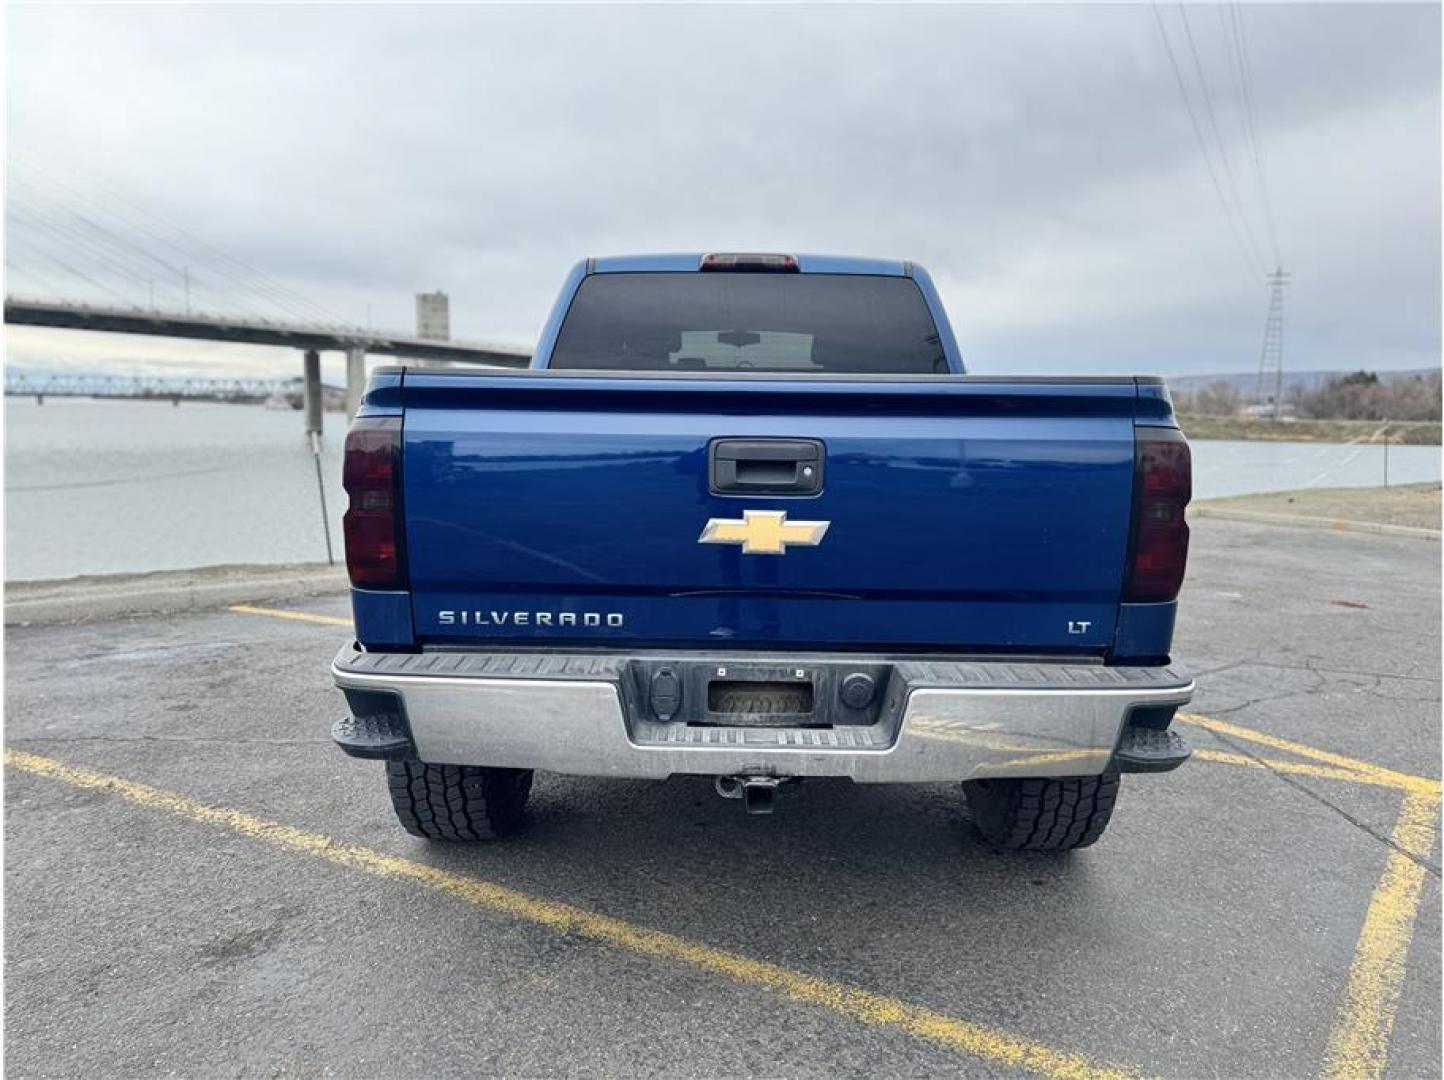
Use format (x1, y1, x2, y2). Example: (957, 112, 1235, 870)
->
(5, 517, 1440, 1078)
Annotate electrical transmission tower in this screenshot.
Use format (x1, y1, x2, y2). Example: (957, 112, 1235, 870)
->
(1254, 268, 1290, 419)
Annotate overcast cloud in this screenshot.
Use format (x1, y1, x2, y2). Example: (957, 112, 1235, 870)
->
(6, 2, 1440, 381)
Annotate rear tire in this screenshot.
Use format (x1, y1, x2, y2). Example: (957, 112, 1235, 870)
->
(385, 761, 533, 841)
(963, 772, 1120, 851)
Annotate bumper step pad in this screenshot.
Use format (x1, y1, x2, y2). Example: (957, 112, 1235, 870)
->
(332, 711, 414, 760)
(1113, 725, 1191, 773)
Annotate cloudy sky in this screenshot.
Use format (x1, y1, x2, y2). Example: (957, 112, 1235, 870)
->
(6, 2, 1440, 382)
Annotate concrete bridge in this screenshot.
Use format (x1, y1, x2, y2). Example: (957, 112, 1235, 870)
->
(4, 297, 532, 431)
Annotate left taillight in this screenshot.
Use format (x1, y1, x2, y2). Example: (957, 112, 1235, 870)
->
(342, 417, 406, 590)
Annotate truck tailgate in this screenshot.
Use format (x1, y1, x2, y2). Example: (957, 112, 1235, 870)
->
(399, 373, 1140, 653)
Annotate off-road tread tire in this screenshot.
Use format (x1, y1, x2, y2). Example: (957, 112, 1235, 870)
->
(963, 772, 1120, 851)
(385, 761, 533, 841)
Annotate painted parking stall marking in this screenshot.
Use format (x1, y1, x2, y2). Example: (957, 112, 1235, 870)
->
(3, 747, 1135, 1080)
(223, 600, 1441, 1078)
(228, 603, 351, 627)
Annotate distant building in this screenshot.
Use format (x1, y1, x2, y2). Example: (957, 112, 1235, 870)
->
(416, 291, 450, 340)
(1242, 401, 1297, 420)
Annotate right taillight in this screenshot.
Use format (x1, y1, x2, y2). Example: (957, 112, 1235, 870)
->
(1125, 426, 1191, 603)
(343, 417, 406, 590)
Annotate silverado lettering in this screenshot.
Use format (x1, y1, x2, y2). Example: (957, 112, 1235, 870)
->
(332, 252, 1195, 850)
(437, 610, 624, 628)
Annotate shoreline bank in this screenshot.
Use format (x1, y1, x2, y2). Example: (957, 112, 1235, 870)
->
(1178, 414, 1441, 445)
(4, 562, 346, 626)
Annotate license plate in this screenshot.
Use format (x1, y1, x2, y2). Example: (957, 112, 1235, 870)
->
(706, 680, 814, 717)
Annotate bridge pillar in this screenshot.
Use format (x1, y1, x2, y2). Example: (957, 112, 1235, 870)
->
(302, 349, 323, 435)
(344, 347, 366, 418)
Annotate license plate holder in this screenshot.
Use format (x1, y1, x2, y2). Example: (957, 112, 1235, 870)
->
(706, 679, 815, 725)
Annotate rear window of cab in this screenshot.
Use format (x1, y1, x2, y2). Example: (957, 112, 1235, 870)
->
(549, 272, 946, 374)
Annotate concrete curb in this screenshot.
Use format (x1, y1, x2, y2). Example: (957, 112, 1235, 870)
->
(5, 563, 348, 627)
(1190, 505, 1442, 540)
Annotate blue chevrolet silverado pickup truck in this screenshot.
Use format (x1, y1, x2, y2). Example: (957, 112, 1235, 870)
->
(331, 252, 1194, 851)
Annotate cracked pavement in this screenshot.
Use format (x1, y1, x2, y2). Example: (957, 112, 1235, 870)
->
(4, 517, 1440, 1078)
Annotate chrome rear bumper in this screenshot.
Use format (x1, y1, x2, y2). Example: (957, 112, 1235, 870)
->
(331, 645, 1193, 783)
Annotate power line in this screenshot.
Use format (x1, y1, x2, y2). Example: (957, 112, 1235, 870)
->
(1176, 3, 1267, 272)
(1226, 2, 1282, 267)
(1151, 1, 1267, 281)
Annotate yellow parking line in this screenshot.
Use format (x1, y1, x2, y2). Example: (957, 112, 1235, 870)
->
(219, 600, 1444, 1079)
(1177, 713, 1439, 796)
(3, 747, 1135, 1080)
(1176, 713, 1438, 1078)
(1323, 789, 1441, 1080)
(228, 604, 351, 628)
(1190, 749, 1388, 787)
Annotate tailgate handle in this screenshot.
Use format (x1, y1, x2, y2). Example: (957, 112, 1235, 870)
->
(710, 439, 824, 496)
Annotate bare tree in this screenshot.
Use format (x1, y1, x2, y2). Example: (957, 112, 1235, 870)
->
(1176, 380, 1243, 416)
(1295, 370, 1441, 421)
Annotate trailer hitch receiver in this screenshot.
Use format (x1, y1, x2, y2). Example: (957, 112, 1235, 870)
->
(714, 773, 789, 815)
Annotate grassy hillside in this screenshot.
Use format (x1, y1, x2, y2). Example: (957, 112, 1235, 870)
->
(1177, 415, 1441, 446)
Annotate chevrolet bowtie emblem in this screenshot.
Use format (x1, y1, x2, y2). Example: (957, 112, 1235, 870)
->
(698, 510, 830, 555)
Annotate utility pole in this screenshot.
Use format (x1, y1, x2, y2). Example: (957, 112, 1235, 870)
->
(302, 347, 334, 565)
(1254, 268, 1290, 420)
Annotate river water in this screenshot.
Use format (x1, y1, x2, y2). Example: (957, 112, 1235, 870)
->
(4, 398, 1440, 581)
